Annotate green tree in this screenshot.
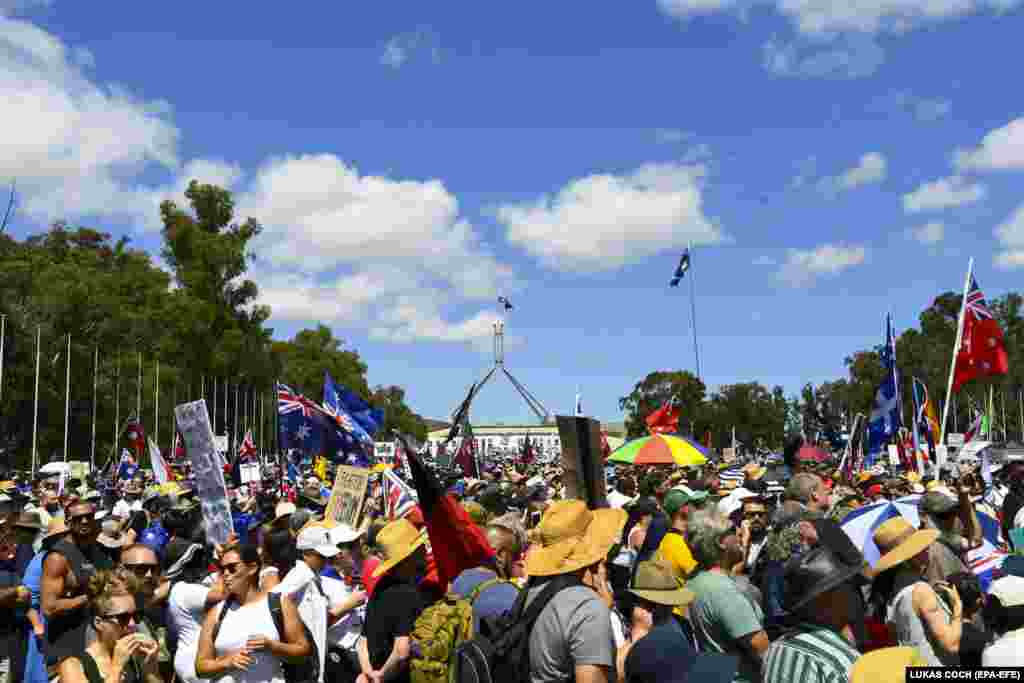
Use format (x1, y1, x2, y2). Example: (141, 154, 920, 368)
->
(618, 370, 706, 439)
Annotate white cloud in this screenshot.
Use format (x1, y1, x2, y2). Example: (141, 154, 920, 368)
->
(994, 203, 1024, 269)
(496, 162, 724, 271)
(907, 221, 945, 244)
(817, 152, 887, 195)
(902, 175, 986, 212)
(777, 244, 866, 286)
(954, 118, 1024, 172)
(0, 14, 180, 222)
(764, 34, 885, 79)
(380, 28, 441, 69)
(0, 15, 508, 345)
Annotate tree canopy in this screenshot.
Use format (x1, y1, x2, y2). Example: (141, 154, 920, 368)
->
(0, 181, 426, 471)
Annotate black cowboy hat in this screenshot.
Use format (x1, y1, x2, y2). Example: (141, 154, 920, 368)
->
(784, 546, 863, 613)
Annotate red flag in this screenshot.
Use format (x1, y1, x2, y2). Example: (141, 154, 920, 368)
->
(125, 418, 146, 457)
(703, 430, 712, 449)
(645, 401, 680, 435)
(953, 276, 1009, 392)
(454, 435, 479, 478)
(237, 429, 257, 461)
(406, 448, 495, 588)
(600, 431, 612, 461)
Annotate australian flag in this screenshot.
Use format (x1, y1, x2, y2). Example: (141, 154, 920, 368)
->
(278, 382, 362, 463)
(323, 372, 383, 444)
(669, 249, 691, 287)
(866, 314, 902, 461)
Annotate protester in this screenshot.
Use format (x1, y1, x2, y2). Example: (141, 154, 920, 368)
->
(981, 574, 1024, 665)
(42, 501, 113, 672)
(163, 540, 225, 683)
(450, 523, 522, 633)
(869, 517, 961, 666)
(196, 543, 310, 682)
(522, 499, 626, 683)
(763, 548, 862, 683)
(56, 569, 161, 683)
(686, 511, 769, 683)
(358, 518, 430, 683)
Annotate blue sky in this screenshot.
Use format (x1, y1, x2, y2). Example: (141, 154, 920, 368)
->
(3, 0, 1024, 425)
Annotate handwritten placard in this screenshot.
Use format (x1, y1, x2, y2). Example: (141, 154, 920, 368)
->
(175, 400, 233, 545)
(326, 465, 370, 529)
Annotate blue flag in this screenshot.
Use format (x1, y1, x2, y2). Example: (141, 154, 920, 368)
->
(866, 314, 901, 459)
(277, 382, 361, 463)
(323, 372, 383, 442)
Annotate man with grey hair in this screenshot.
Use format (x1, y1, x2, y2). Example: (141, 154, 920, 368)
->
(919, 477, 982, 584)
(685, 511, 769, 683)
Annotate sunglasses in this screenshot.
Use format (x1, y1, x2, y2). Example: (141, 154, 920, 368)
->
(744, 510, 768, 518)
(99, 610, 139, 627)
(68, 514, 96, 525)
(220, 562, 249, 575)
(122, 563, 160, 578)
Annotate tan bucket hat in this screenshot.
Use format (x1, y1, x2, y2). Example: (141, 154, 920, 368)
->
(371, 518, 429, 578)
(872, 517, 938, 573)
(629, 559, 696, 607)
(525, 500, 627, 577)
(41, 517, 71, 548)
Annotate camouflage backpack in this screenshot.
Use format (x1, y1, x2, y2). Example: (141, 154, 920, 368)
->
(410, 577, 513, 683)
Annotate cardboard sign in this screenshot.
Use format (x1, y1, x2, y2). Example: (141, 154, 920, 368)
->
(947, 433, 965, 447)
(175, 400, 233, 545)
(887, 445, 901, 467)
(722, 448, 736, 463)
(935, 445, 949, 474)
(326, 465, 371, 529)
(557, 415, 608, 509)
(239, 462, 261, 484)
(214, 435, 229, 453)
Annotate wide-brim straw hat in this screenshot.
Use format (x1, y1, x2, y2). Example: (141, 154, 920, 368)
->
(526, 500, 627, 577)
(629, 559, 696, 607)
(42, 518, 71, 547)
(872, 517, 938, 573)
(372, 518, 430, 578)
(97, 530, 129, 550)
(850, 647, 927, 683)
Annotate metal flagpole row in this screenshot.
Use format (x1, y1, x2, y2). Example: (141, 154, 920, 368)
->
(155, 360, 160, 447)
(63, 334, 70, 462)
(91, 346, 98, 471)
(940, 258, 973, 444)
(31, 325, 40, 476)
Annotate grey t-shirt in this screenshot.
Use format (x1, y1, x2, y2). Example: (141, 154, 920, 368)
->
(525, 583, 615, 683)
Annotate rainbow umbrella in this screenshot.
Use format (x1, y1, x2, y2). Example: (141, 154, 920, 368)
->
(608, 434, 709, 466)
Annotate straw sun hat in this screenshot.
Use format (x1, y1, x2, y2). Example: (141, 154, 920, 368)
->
(526, 500, 627, 577)
(872, 517, 939, 573)
(850, 647, 927, 683)
(629, 559, 695, 607)
(371, 518, 429, 578)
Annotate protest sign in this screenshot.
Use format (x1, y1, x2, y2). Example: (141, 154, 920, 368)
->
(557, 415, 608, 509)
(326, 465, 370, 529)
(887, 445, 901, 467)
(214, 435, 228, 453)
(239, 462, 261, 484)
(175, 400, 233, 544)
(722, 448, 736, 463)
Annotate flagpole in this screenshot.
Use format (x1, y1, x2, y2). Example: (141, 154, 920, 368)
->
(90, 346, 98, 472)
(213, 377, 218, 435)
(223, 380, 228, 443)
(114, 350, 120, 460)
(137, 351, 142, 421)
(31, 325, 40, 476)
(0, 314, 5, 405)
(1001, 386, 1007, 443)
(687, 241, 702, 380)
(940, 258, 974, 445)
(234, 382, 240, 455)
(63, 333, 71, 462)
(154, 360, 160, 447)
(171, 381, 177, 456)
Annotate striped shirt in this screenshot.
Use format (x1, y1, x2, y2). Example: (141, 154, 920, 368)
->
(764, 623, 860, 683)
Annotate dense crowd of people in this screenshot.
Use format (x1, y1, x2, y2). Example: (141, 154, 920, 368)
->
(1, 436, 1023, 683)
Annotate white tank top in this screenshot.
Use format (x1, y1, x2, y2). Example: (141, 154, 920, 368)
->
(886, 582, 960, 667)
(213, 598, 286, 683)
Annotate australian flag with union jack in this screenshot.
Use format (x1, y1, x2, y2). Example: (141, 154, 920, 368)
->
(277, 383, 359, 462)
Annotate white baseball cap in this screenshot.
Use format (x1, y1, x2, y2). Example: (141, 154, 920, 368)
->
(296, 525, 340, 558)
(329, 523, 365, 545)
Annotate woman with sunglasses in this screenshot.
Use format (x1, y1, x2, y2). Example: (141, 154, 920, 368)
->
(195, 544, 310, 683)
(56, 570, 161, 683)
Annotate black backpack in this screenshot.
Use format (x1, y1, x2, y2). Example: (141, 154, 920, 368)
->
(451, 575, 580, 683)
(211, 593, 321, 683)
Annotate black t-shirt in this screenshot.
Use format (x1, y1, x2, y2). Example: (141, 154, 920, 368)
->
(361, 574, 428, 683)
(960, 621, 992, 668)
(45, 540, 114, 667)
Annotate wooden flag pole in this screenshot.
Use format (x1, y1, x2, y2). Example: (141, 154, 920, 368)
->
(155, 360, 160, 447)
(137, 351, 142, 421)
(940, 258, 973, 445)
(113, 351, 120, 459)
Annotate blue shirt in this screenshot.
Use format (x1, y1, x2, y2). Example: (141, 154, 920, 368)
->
(450, 567, 520, 635)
